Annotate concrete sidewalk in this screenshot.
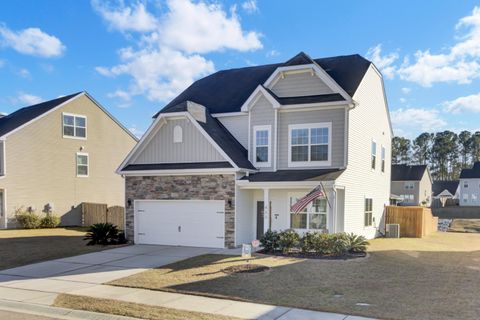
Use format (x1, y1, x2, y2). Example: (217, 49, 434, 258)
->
(0, 245, 377, 320)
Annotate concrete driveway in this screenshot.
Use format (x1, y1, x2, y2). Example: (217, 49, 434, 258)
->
(0, 245, 225, 305)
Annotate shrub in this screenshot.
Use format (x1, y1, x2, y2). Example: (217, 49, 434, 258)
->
(345, 233, 369, 253)
(15, 209, 41, 229)
(40, 213, 60, 228)
(301, 231, 321, 253)
(327, 233, 349, 255)
(84, 223, 123, 246)
(260, 230, 279, 253)
(278, 229, 300, 254)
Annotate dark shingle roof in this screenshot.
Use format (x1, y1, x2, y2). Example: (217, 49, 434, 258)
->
(155, 53, 371, 116)
(432, 180, 459, 197)
(241, 168, 344, 182)
(0, 92, 82, 137)
(460, 162, 480, 179)
(391, 164, 428, 181)
(122, 162, 233, 171)
(263, 87, 345, 105)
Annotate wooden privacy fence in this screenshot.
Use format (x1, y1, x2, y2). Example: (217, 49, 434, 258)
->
(81, 202, 125, 229)
(385, 206, 438, 238)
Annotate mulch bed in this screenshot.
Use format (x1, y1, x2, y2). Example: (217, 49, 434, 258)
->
(222, 264, 270, 274)
(258, 250, 367, 260)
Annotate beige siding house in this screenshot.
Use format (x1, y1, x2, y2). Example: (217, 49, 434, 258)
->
(118, 52, 392, 248)
(391, 164, 433, 206)
(0, 92, 137, 228)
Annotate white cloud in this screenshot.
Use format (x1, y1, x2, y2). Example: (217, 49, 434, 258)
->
(16, 92, 42, 105)
(0, 24, 65, 57)
(399, 97, 406, 103)
(401, 87, 411, 94)
(366, 44, 398, 79)
(443, 92, 480, 113)
(398, 6, 480, 86)
(390, 107, 447, 133)
(91, 0, 158, 32)
(108, 89, 131, 101)
(242, 0, 258, 14)
(128, 125, 144, 138)
(18, 68, 30, 78)
(94, 0, 262, 102)
(266, 49, 279, 58)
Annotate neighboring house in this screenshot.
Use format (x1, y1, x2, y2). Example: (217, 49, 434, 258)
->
(118, 52, 392, 248)
(391, 164, 432, 206)
(0, 92, 137, 228)
(459, 162, 480, 206)
(432, 180, 459, 199)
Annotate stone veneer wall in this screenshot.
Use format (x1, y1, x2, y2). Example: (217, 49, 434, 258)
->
(125, 174, 236, 248)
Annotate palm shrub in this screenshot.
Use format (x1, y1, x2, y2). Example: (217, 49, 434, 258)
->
(327, 233, 349, 255)
(84, 223, 122, 246)
(40, 213, 60, 228)
(278, 229, 300, 254)
(15, 208, 41, 229)
(260, 230, 279, 253)
(345, 233, 369, 253)
(301, 231, 321, 253)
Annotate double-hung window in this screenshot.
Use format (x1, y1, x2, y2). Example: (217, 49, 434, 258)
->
(289, 196, 327, 230)
(364, 198, 373, 227)
(63, 113, 86, 139)
(76, 153, 89, 177)
(371, 141, 377, 170)
(253, 125, 271, 167)
(288, 123, 331, 167)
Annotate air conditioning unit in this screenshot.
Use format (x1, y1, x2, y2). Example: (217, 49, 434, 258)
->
(386, 224, 400, 238)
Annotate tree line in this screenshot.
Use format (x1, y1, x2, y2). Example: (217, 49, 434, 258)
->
(392, 130, 480, 181)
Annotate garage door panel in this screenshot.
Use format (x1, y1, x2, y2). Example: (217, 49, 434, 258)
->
(135, 200, 225, 248)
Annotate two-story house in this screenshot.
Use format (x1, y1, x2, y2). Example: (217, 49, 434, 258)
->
(0, 92, 137, 228)
(118, 52, 392, 248)
(391, 164, 433, 206)
(459, 162, 480, 206)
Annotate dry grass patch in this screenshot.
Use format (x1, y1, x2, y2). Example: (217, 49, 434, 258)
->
(0, 227, 123, 270)
(110, 232, 480, 320)
(54, 294, 239, 320)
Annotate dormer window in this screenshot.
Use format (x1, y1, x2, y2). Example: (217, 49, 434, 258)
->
(253, 125, 271, 167)
(173, 125, 183, 143)
(63, 113, 86, 139)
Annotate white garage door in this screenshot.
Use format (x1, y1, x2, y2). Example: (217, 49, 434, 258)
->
(135, 200, 225, 248)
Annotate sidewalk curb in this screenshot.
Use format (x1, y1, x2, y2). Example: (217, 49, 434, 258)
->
(0, 299, 139, 320)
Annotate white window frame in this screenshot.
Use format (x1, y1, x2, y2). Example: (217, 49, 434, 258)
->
(364, 197, 373, 227)
(76, 152, 89, 177)
(63, 113, 87, 140)
(288, 192, 328, 232)
(381, 145, 385, 173)
(288, 122, 332, 167)
(404, 181, 414, 190)
(253, 125, 272, 167)
(371, 140, 377, 170)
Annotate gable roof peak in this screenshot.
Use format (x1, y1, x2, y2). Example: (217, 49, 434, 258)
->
(283, 51, 315, 67)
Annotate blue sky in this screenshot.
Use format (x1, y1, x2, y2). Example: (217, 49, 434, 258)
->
(1, 0, 480, 138)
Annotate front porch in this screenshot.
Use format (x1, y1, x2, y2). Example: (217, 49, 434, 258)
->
(235, 175, 346, 246)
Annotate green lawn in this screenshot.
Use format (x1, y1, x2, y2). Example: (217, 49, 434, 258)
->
(0, 227, 123, 270)
(109, 232, 480, 320)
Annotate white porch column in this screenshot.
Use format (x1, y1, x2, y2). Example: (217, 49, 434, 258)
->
(263, 188, 271, 231)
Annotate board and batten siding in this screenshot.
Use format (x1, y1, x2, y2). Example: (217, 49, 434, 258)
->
(249, 96, 275, 171)
(277, 108, 346, 169)
(132, 118, 225, 164)
(217, 114, 248, 148)
(0, 94, 137, 228)
(335, 65, 392, 239)
(270, 72, 334, 97)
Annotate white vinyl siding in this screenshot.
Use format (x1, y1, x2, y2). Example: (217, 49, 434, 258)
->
(459, 178, 480, 206)
(132, 118, 225, 164)
(63, 113, 86, 139)
(335, 65, 392, 239)
(270, 71, 334, 97)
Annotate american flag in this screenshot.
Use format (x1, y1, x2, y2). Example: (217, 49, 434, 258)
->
(290, 184, 325, 214)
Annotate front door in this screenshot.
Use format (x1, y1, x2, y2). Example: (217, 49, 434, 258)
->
(256, 201, 264, 239)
